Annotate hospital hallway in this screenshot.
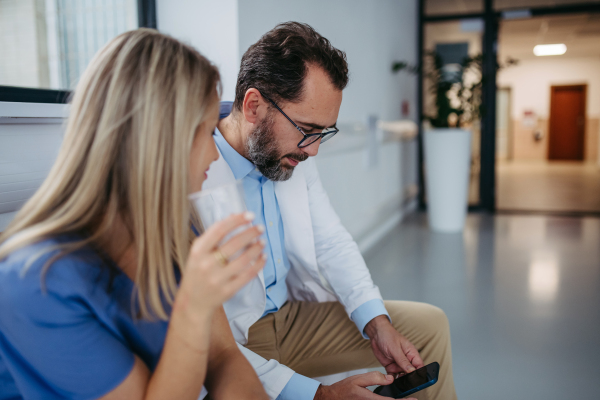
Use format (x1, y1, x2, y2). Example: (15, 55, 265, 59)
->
(364, 212, 600, 399)
(497, 160, 600, 214)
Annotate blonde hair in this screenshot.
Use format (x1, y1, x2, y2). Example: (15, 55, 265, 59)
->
(0, 29, 220, 319)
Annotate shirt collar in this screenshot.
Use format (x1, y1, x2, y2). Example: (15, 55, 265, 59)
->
(213, 126, 256, 181)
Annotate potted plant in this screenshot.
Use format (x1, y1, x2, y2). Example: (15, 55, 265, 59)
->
(392, 52, 515, 232)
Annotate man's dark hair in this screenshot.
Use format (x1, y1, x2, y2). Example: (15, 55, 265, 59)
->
(233, 22, 349, 111)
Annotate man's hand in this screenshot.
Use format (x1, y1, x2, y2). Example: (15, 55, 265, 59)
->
(364, 315, 425, 375)
(313, 371, 417, 400)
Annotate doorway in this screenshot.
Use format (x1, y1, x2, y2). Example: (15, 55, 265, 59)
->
(548, 84, 587, 161)
(495, 13, 600, 214)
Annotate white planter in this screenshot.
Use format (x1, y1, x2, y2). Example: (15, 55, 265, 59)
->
(424, 128, 472, 232)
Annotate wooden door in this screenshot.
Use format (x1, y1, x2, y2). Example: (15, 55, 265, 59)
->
(548, 85, 586, 161)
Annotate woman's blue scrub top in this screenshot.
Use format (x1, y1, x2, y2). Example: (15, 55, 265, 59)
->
(0, 237, 169, 399)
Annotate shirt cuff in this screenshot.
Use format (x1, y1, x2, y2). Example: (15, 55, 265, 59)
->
(276, 373, 321, 400)
(351, 299, 391, 339)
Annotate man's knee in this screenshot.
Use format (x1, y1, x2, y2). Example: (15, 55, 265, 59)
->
(419, 304, 450, 336)
(384, 300, 450, 338)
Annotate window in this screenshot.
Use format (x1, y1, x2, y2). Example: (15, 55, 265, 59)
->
(0, 0, 155, 102)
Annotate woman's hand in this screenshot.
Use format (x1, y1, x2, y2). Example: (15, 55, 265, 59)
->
(176, 212, 266, 325)
(101, 213, 266, 400)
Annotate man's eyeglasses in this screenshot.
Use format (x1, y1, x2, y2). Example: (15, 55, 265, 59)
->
(259, 92, 339, 148)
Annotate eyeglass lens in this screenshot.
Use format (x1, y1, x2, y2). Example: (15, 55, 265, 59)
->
(299, 129, 337, 147)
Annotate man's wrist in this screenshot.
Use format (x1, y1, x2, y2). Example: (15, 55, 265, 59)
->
(352, 300, 391, 339)
(364, 314, 392, 339)
(313, 385, 328, 400)
(279, 373, 321, 400)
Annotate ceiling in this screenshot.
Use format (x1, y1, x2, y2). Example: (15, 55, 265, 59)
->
(425, 0, 482, 16)
(495, 0, 600, 9)
(425, 0, 600, 16)
(499, 13, 600, 60)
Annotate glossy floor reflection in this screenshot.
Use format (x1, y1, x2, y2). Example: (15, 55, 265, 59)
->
(364, 212, 600, 399)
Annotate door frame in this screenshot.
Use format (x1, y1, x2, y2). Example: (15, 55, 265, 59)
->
(497, 86, 513, 161)
(547, 84, 587, 161)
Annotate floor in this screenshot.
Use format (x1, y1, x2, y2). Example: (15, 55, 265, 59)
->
(364, 212, 600, 400)
(497, 161, 600, 213)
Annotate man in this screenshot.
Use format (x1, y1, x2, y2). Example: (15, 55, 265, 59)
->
(203, 22, 457, 400)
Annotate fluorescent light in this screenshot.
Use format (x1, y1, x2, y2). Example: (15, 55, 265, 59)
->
(533, 44, 567, 56)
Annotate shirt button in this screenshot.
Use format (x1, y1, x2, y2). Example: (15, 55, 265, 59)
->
(268, 288, 272, 292)
(277, 259, 282, 264)
(269, 221, 273, 227)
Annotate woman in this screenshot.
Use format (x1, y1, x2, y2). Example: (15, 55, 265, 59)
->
(0, 29, 268, 400)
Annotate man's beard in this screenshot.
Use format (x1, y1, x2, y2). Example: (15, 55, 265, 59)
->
(246, 113, 308, 181)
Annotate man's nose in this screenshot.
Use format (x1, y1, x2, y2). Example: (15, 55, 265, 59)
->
(302, 138, 321, 157)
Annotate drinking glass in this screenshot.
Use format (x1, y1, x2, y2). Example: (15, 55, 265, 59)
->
(189, 180, 247, 231)
(190, 181, 253, 260)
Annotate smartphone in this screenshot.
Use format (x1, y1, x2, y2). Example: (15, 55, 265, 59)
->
(373, 362, 439, 398)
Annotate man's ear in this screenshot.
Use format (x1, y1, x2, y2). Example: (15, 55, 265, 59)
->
(242, 88, 266, 124)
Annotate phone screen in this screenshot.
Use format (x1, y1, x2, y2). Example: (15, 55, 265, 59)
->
(374, 362, 439, 398)
(393, 365, 430, 391)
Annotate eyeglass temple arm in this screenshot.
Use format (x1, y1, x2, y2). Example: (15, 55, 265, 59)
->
(262, 92, 337, 137)
(262, 94, 306, 136)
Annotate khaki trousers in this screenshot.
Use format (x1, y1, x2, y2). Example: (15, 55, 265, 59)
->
(246, 301, 457, 400)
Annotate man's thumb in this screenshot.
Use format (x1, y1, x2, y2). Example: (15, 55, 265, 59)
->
(353, 371, 394, 387)
(392, 349, 416, 373)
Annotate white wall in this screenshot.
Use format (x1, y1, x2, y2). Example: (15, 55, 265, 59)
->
(0, 102, 67, 231)
(498, 56, 600, 119)
(156, 0, 240, 101)
(316, 130, 418, 249)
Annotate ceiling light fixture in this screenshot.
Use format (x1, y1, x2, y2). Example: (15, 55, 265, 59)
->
(533, 44, 567, 56)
